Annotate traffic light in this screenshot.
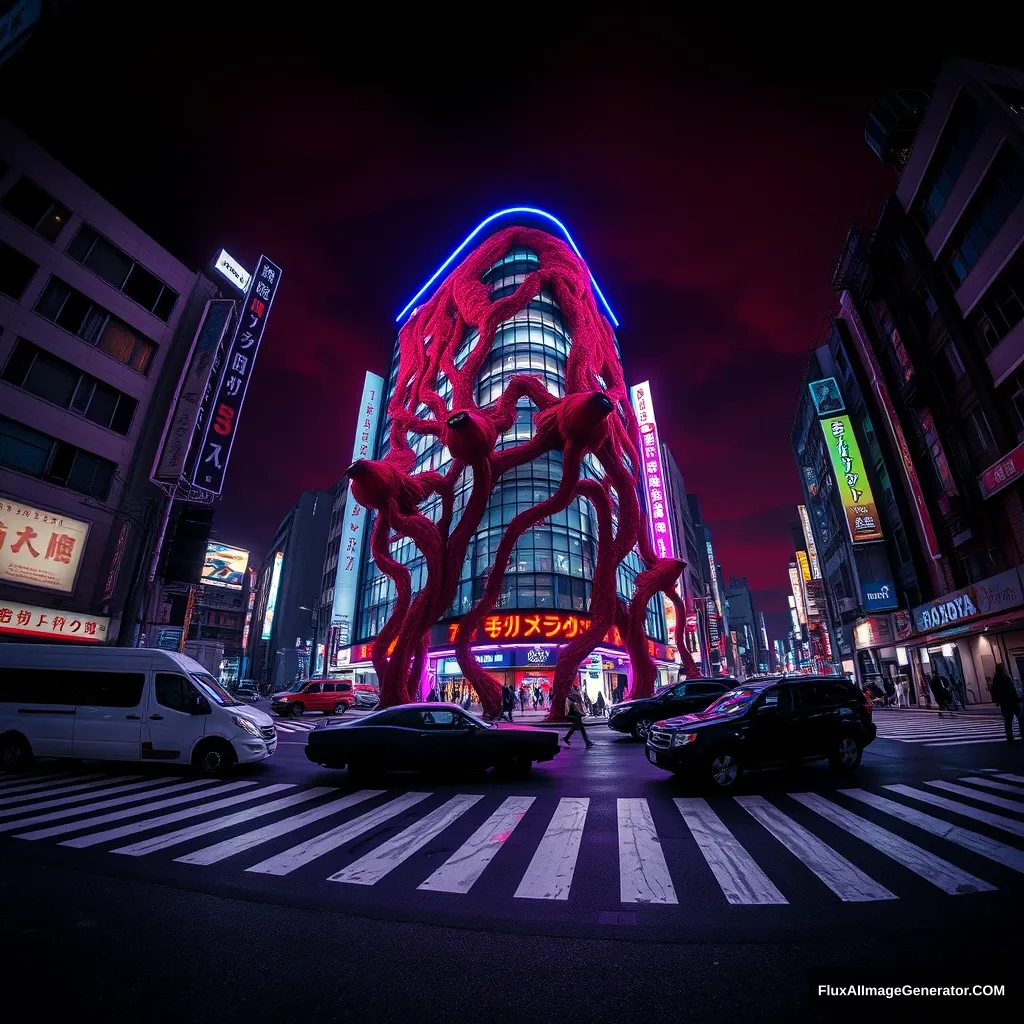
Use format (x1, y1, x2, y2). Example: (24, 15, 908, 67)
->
(158, 502, 215, 584)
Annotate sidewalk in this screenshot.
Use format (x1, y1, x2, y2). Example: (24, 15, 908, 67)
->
(875, 703, 1000, 716)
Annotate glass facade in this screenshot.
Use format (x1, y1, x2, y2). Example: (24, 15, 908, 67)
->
(355, 241, 665, 645)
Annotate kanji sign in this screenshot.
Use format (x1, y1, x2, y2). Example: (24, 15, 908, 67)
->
(629, 381, 676, 560)
(0, 499, 89, 593)
(979, 441, 1024, 500)
(820, 415, 884, 543)
(0, 600, 108, 642)
(191, 255, 282, 494)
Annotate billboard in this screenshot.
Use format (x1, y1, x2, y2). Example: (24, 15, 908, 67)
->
(820, 415, 884, 543)
(261, 551, 284, 640)
(331, 371, 386, 639)
(797, 505, 821, 579)
(191, 255, 283, 495)
(629, 381, 675, 560)
(154, 300, 234, 484)
(795, 550, 812, 583)
(212, 249, 251, 293)
(201, 542, 249, 590)
(788, 562, 807, 626)
(0, 498, 89, 594)
(808, 377, 845, 416)
(0, 600, 108, 642)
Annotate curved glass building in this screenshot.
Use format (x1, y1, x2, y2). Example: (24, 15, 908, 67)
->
(343, 210, 675, 701)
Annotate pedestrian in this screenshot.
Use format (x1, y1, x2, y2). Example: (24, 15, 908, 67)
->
(533, 685, 540, 710)
(595, 691, 606, 716)
(989, 664, 1024, 742)
(930, 674, 952, 717)
(894, 676, 908, 708)
(563, 681, 594, 749)
(500, 683, 515, 723)
(520, 686, 528, 714)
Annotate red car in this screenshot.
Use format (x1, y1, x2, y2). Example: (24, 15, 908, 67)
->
(271, 679, 377, 718)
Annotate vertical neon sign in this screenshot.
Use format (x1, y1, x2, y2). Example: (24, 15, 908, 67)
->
(629, 381, 674, 559)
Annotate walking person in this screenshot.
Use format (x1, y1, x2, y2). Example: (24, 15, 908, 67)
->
(563, 681, 593, 749)
(894, 676, 909, 708)
(595, 691, 606, 716)
(500, 683, 515, 723)
(930, 674, 951, 717)
(990, 664, 1024, 742)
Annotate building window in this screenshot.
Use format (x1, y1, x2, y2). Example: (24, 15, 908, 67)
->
(942, 336, 968, 380)
(964, 406, 995, 456)
(941, 145, 1024, 286)
(0, 415, 116, 499)
(34, 277, 156, 374)
(66, 224, 178, 321)
(969, 243, 1024, 352)
(913, 92, 986, 232)
(0, 177, 70, 243)
(0, 240, 37, 300)
(2, 339, 138, 435)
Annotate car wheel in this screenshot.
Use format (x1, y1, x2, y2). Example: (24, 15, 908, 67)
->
(706, 748, 743, 792)
(633, 718, 654, 741)
(0, 732, 32, 772)
(829, 735, 863, 774)
(192, 739, 237, 777)
(291, 703, 305, 718)
(334, 702, 348, 715)
(497, 750, 533, 777)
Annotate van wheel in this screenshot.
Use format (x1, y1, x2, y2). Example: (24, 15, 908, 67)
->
(291, 703, 305, 718)
(0, 733, 32, 772)
(193, 739, 237, 777)
(334, 702, 348, 715)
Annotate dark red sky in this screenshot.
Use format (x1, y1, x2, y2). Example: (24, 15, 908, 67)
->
(4, 8, 1010, 638)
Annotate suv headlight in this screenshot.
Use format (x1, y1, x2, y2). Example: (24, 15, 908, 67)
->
(671, 732, 697, 748)
(231, 715, 261, 737)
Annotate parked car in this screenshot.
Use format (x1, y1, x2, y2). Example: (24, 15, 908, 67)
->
(0, 646, 276, 775)
(348, 680, 380, 709)
(272, 680, 347, 717)
(305, 703, 560, 777)
(234, 680, 259, 702)
(644, 676, 876, 792)
(608, 678, 734, 739)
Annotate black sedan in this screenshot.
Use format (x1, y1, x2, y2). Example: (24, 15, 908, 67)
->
(305, 703, 560, 778)
(607, 678, 734, 739)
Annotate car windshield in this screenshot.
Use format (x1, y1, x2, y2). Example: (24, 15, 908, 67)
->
(703, 688, 757, 716)
(190, 672, 242, 707)
(281, 679, 308, 693)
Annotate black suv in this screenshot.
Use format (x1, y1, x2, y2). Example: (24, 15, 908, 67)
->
(608, 678, 734, 740)
(645, 676, 876, 791)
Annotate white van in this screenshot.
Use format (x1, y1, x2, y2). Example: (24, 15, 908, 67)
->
(0, 646, 277, 775)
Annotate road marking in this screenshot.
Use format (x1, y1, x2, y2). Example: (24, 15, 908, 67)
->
(514, 797, 589, 901)
(418, 796, 533, 894)
(0, 778, 177, 825)
(39, 784, 293, 845)
(791, 792, 994, 894)
(884, 784, 1024, 839)
(843, 789, 1024, 874)
(617, 798, 677, 904)
(176, 790, 385, 866)
(0, 772, 81, 793)
(332, 794, 484, 886)
(676, 798, 787, 905)
(112, 787, 334, 856)
(0, 776, 141, 809)
(924, 738, 1012, 747)
(735, 795, 893, 902)
(996, 774, 1024, 784)
(957, 776, 1024, 797)
(925, 780, 1024, 813)
(248, 792, 432, 877)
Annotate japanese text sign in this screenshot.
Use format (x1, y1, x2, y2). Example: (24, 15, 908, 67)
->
(191, 255, 282, 495)
(0, 499, 89, 593)
(820, 416, 884, 543)
(629, 381, 676, 560)
(979, 441, 1024, 500)
(0, 599, 108, 642)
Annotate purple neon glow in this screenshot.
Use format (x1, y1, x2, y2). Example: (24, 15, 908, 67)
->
(629, 381, 675, 560)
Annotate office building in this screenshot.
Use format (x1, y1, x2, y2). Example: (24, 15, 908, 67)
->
(723, 576, 762, 677)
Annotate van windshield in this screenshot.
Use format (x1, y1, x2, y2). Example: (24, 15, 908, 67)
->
(191, 672, 242, 707)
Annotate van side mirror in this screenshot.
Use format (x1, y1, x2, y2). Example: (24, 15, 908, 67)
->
(194, 696, 212, 715)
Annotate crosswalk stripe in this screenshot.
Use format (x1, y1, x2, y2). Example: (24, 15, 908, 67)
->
(514, 797, 589, 900)
(996, 774, 1024, 784)
(735, 795, 894, 902)
(958, 776, 1024, 797)
(41, 784, 291, 846)
(618, 798, 677, 904)
(331, 794, 484, 886)
(0, 778, 172, 822)
(0, 772, 79, 793)
(418, 796, 534, 894)
(0, 775, 139, 808)
(790, 792, 995, 894)
(924, 738, 1010, 747)
(926, 781, 1024, 813)
(677, 798, 787, 905)
(1, 780, 239, 835)
(884, 784, 1024, 838)
(844, 789, 1024, 874)
(112, 787, 335, 857)
(176, 789, 385, 866)
(248, 792, 432, 877)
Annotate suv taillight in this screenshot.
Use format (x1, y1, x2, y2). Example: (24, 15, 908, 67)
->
(860, 691, 872, 716)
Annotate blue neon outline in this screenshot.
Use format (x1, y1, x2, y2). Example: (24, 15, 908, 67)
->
(395, 206, 620, 327)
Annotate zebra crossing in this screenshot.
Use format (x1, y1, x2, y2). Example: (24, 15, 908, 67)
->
(872, 708, 1011, 746)
(272, 717, 318, 735)
(1, 768, 1023, 910)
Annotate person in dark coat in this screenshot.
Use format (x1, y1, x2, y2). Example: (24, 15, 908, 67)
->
(595, 692, 607, 716)
(990, 664, 1024, 742)
(500, 684, 515, 723)
(930, 674, 952, 716)
(563, 681, 593, 749)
